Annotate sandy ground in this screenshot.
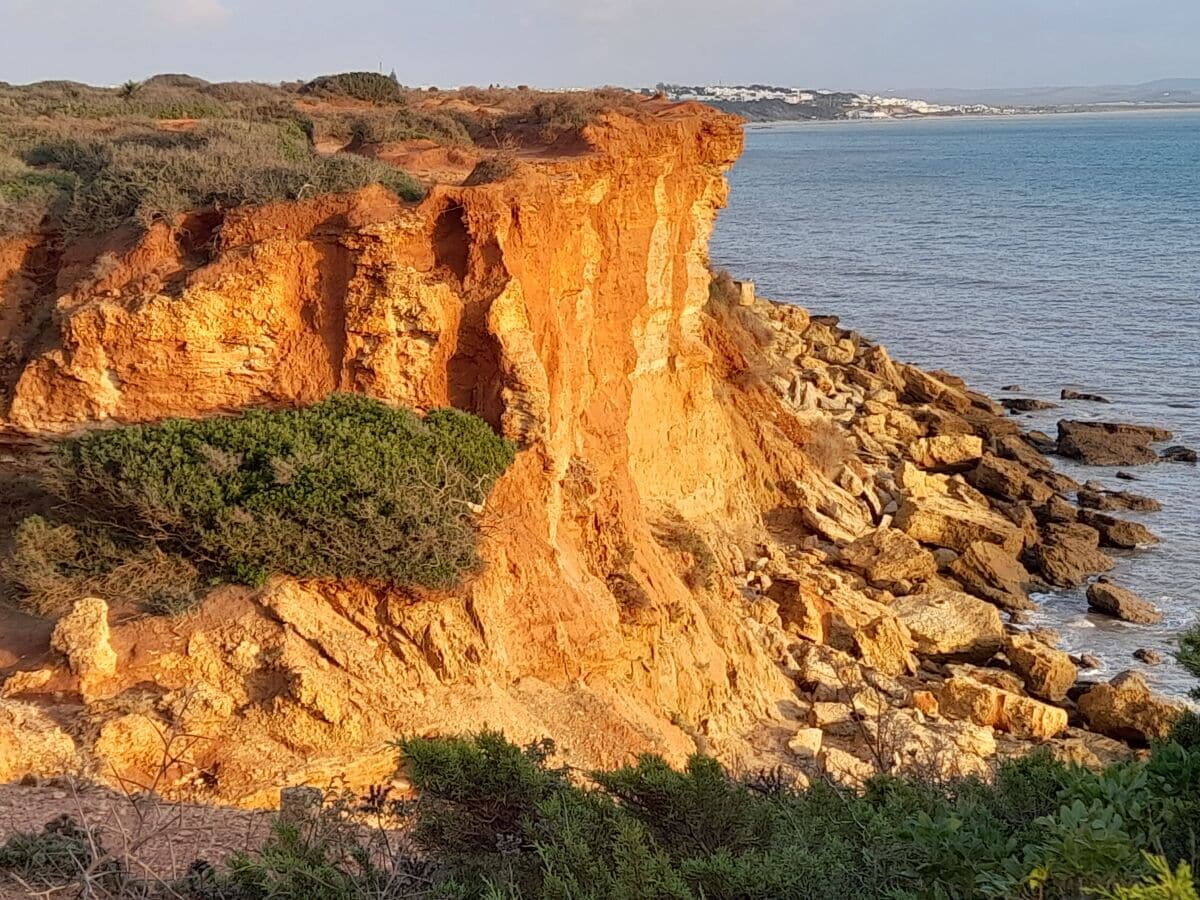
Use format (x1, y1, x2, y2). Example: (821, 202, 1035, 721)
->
(0, 779, 273, 897)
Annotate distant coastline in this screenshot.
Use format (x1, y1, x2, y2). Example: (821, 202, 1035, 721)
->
(736, 105, 1200, 127)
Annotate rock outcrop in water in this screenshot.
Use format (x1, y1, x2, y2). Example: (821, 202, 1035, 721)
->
(0, 101, 1180, 804)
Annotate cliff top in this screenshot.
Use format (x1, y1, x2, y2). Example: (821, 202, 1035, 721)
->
(0, 73, 695, 240)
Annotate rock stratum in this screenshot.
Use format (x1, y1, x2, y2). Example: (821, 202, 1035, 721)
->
(0, 100, 1181, 805)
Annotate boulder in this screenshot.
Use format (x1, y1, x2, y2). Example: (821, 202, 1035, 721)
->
(1076, 510, 1159, 549)
(51, 597, 118, 701)
(996, 435, 1054, 472)
(939, 676, 1068, 739)
(908, 435, 984, 470)
(1000, 398, 1059, 412)
(1134, 649, 1163, 666)
(1086, 578, 1162, 624)
(839, 528, 937, 587)
(902, 366, 974, 414)
(1060, 389, 1111, 403)
(967, 455, 1054, 505)
(1076, 488, 1162, 512)
(0, 700, 80, 782)
(948, 541, 1035, 611)
(1034, 494, 1079, 524)
(892, 590, 1004, 662)
(1161, 445, 1198, 463)
(853, 614, 918, 677)
(1006, 634, 1077, 702)
(1077, 671, 1183, 745)
(1056, 420, 1171, 466)
(1026, 522, 1115, 587)
(894, 494, 1024, 555)
(787, 728, 824, 759)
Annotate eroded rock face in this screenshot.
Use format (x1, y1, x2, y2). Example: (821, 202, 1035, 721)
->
(0, 700, 79, 781)
(50, 597, 117, 702)
(1077, 671, 1182, 745)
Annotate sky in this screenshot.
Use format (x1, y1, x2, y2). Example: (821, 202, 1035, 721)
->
(1, 0, 1198, 92)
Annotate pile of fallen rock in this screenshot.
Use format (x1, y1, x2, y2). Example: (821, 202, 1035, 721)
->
(730, 297, 1191, 786)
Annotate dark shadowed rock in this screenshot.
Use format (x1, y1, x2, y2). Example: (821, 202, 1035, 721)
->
(996, 434, 1054, 472)
(1034, 494, 1079, 525)
(1000, 398, 1059, 412)
(1133, 649, 1163, 665)
(1001, 384, 1022, 392)
(1160, 445, 1198, 463)
(1056, 420, 1172, 467)
(1086, 578, 1162, 624)
(1115, 471, 1138, 481)
(1076, 510, 1159, 549)
(1026, 522, 1114, 587)
(1061, 389, 1111, 403)
(1027, 431, 1057, 453)
(1077, 653, 1103, 670)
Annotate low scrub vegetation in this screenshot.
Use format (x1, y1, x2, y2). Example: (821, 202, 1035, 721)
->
(0, 74, 646, 237)
(4, 723, 1200, 898)
(7, 395, 514, 614)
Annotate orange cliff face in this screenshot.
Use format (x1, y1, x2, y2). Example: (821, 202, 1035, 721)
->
(0, 102, 804, 801)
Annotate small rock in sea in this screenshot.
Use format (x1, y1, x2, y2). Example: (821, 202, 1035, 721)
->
(1116, 471, 1138, 481)
(1077, 654, 1103, 670)
(1133, 649, 1163, 666)
(1061, 389, 1112, 403)
(810, 314, 840, 327)
(1009, 610, 1033, 625)
(1160, 445, 1198, 463)
(1001, 384, 1023, 392)
(1000, 398, 1059, 412)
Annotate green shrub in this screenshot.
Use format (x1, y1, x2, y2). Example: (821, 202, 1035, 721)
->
(303, 72, 404, 104)
(9, 119, 424, 237)
(28, 395, 514, 593)
(0, 815, 96, 884)
(1178, 623, 1200, 699)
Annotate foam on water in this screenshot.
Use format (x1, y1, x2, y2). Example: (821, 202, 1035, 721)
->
(712, 112, 1200, 697)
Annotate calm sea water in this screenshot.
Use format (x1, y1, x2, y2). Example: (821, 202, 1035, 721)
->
(712, 112, 1200, 697)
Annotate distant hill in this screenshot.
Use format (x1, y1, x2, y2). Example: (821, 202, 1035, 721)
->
(881, 78, 1200, 108)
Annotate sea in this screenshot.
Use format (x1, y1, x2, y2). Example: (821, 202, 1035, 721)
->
(711, 111, 1200, 698)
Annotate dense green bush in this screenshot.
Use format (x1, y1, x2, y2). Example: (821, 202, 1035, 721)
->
(303, 72, 405, 104)
(19, 395, 514, 594)
(4, 731, 1200, 897)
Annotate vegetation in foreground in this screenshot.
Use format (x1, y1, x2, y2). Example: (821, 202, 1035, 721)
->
(2, 719, 1200, 899)
(6, 395, 515, 615)
(0, 73, 644, 237)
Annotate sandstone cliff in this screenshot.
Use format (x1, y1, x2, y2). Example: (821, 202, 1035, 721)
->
(0, 101, 1174, 803)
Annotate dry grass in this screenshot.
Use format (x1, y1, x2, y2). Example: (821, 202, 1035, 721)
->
(802, 417, 855, 478)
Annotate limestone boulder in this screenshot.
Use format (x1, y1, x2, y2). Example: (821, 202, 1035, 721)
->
(1056, 420, 1171, 466)
(909, 435, 984, 470)
(1006, 635, 1077, 702)
(0, 699, 80, 782)
(1026, 522, 1115, 587)
(1077, 671, 1183, 744)
(1076, 510, 1159, 549)
(51, 596, 118, 701)
(939, 675, 1068, 739)
(948, 541, 1035, 611)
(895, 494, 1024, 555)
(966, 455, 1054, 505)
(1076, 488, 1161, 513)
(840, 528, 937, 587)
(1086, 578, 1162, 624)
(892, 590, 1004, 662)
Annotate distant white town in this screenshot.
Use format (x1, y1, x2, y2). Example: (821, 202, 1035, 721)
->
(656, 83, 1002, 119)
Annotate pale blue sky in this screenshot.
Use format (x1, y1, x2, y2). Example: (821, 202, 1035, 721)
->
(2, 0, 1197, 91)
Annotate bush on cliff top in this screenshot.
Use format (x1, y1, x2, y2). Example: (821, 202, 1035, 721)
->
(10, 396, 514, 608)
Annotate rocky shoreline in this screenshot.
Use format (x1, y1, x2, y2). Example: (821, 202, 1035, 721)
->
(719, 287, 1191, 783)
